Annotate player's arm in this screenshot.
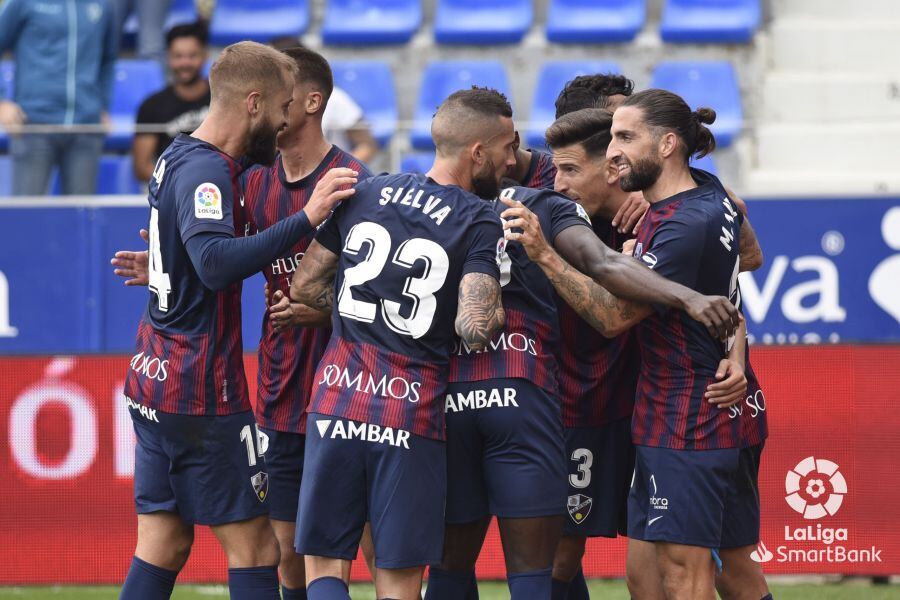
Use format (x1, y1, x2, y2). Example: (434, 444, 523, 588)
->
(725, 188, 764, 272)
(501, 197, 739, 340)
(268, 288, 330, 330)
(289, 240, 338, 312)
(455, 273, 505, 351)
(705, 316, 748, 408)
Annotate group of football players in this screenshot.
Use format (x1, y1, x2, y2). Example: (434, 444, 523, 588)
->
(111, 40, 772, 600)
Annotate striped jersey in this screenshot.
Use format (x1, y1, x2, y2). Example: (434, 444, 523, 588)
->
(241, 146, 372, 433)
(523, 148, 557, 190)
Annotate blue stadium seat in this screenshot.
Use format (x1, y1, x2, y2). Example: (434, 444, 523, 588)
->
(331, 61, 398, 147)
(50, 155, 142, 195)
(322, 0, 421, 45)
(0, 156, 12, 197)
(526, 60, 621, 148)
(650, 61, 742, 147)
(165, 0, 199, 30)
(434, 0, 532, 45)
(660, 0, 760, 44)
(546, 0, 645, 44)
(400, 152, 435, 174)
(107, 60, 166, 151)
(210, 0, 309, 45)
(0, 60, 14, 152)
(690, 153, 718, 176)
(411, 61, 511, 149)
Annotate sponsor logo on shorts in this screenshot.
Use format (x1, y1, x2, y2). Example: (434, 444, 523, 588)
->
(251, 471, 268, 502)
(444, 387, 519, 413)
(130, 351, 169, 382)
(754, 456, 883, 564)
(125, 396, 159, 422)
(317, 364, 421, 404)
(567, 494, 592, 525)
(649, 474, 668, 511)
(314, 418, 410, 450)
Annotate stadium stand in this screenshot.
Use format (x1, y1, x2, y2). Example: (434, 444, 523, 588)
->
(209, 0, 310, 45)
(434, 0, 533, 44)
(49, 155, 141, 196)
(0, 60, 13, 152)
(660, 0, 761, 44)
(546, 0, 646, 44)
(411, 60, 511, 149)
(400, 152, 436, 174)
(322, 0, 422, 45)
(650, 61, 742, 148)
(106, 60, 166, 152)
(526, 60, 622, 148)
(331, 61, 399, 146)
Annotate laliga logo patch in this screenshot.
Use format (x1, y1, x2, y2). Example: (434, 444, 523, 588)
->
(195, 183, 223, 220)
(567, 494, 592, 524)
(785, 456, 846, 520)
(575, 203, 592, 224)
(251, 471, 269, 502)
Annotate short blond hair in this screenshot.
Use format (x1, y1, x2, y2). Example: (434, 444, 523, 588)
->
(209, 41, 298, 106)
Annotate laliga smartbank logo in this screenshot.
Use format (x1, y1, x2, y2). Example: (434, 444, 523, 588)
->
(751, 456, 882, 565)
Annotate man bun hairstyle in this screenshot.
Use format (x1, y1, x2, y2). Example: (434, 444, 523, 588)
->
(545, 108, 613, 159)
(621, 89, 717, 161)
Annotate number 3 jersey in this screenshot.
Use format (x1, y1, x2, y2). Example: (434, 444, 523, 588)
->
(310, 173, 504, 440)
(125, 134, 250, 416)
(448, 186, 591, 395)
(631, 168, 743, 450)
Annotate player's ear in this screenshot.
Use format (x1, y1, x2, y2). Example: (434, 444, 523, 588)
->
(307, 91, 323, 115)
(659, 131, 678, 159)
(604, 158, 619, 186)
(246, 91, 262, 117)
(471, 142, 485, 165)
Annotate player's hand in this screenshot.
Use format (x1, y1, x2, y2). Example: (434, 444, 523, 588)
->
(499, 196, 551, 263)
(706, 358, 747, 408)
(264, 282, 271, 307)
(683, 292, 740, 341)
(611, 192, 649, 234)
(0, 100, 26, 134)
(621, 239, 636, 256)
(269, 290, 295, 331)
(304, 167, 358, 227)
(111, 229, 150, 286)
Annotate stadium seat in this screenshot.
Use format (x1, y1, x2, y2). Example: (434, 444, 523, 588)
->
(210, 0, 309, 46)
(411, 61, 511, 149)
(546, 0, 646, 44)
(650, 61, 742, 147)
(322, 0, 422, 45)
(400, 152, 435, 174)
(331, 61, 398, 147)
(690, 153, 718, 175)
(121, 0, 198, 50)
(50, 155, 142, 195)
(526, 60, 622, 148)
(107, 60, 166, 151)
(660, 0, 760, 44)
(434, 0, 532, 45)
(0, 156, 12, 196)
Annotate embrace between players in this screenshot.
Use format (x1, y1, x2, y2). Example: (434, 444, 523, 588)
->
(111, 40, 771, 600)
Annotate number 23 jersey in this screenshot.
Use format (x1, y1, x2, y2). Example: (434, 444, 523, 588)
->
(310, 173, 504, 441)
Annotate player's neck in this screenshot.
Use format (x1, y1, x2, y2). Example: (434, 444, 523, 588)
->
(427, 158, 473, 192)
(643, 167, 697, 205)
(191, 111, 247, 159)
(596, 190, 630, 221)
(508, 148, 532, 183)
(278, 124, 332, 182)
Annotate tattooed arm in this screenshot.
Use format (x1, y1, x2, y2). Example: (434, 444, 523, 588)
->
(455, 272, 505, 351)
(290, 240, 338, 312)
(726, 188, 764, 272)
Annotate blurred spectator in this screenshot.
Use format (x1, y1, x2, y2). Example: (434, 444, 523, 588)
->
(0, 0, 117, 196)
(270, 35, 379, 163)
(132, 22, 210, 182)
(111, 0, 173, 62)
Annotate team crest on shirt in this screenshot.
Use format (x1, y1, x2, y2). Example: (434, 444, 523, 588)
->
(567, 494, 593, 525)
(250, 471, 269, 502)
(194, 183, 223, 220)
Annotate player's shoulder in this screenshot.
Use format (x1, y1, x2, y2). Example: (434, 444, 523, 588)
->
(330, 145, 374, 179)
(501, 185, 577, 213)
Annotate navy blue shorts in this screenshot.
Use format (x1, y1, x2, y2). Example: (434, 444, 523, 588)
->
(295, 413, 446, 569)
(563, 417, 634, 538)
(130, 405, 269, 525)
(258, 427, 305, 522)
(628, 443, 763, 549)
(444, 378, 567, 523)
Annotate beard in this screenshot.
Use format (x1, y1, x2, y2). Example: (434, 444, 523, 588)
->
(619, 156, 663, 192)
(471, 159, 502, 200)
(244, 118, 280, 167)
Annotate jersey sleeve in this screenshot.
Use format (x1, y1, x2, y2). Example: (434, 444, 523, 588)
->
(175, 152, 236, 242)
(462, 207, 503, 280)
(547, 192, 592, 242)
(643, 214, 706, 289)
